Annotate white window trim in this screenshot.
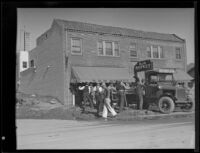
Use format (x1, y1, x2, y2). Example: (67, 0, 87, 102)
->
(149, 45, 165, 59)
(129, 43, 137, 58)
(71, 38, 82, 55)
(175, 47, 182, 60)
(97, 40, 120, 57)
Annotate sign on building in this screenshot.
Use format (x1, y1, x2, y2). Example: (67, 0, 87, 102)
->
(134, 60, 153, 73)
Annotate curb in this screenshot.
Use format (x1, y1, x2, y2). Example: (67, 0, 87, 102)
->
(112, 111, 195, 121)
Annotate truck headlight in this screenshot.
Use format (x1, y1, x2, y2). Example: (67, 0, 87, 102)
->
(158, 85, 162, 89)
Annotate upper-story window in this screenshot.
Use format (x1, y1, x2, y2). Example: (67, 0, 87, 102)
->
(105, 42, 113, 56)
(147, 45, 164, 59)
(30, 60, 34, 67)
(152, 46, 159, 58)
(22, 61, 27, 68)
(160, 46, 164, 58)
(175, 47, 181, 59)
(114, 42, 120, 56)
(71, 38, 82, 55)
(97, 41, 120, 57)
(129, 43, 137, 57)
(147, 46, 151, 58)
(97, 41, 103, 55)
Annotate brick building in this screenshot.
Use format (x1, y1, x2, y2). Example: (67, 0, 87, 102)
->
(19, 19, 190, 108)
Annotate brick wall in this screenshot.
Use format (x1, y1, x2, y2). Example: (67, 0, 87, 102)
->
(66, 31, 186, 73)
(19, 22, 66, 104)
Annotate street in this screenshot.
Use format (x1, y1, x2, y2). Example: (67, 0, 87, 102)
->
(17, 116, 195, 149)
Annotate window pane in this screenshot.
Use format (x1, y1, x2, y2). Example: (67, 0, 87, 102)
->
(105, 42, 112, 55)
(153, 46, 159, 58)
(130, 43, 136, 50)
(130, 51, 137, 57)
(160, 47, 164, 58)
(130, 43, 137, 57)
(147, 46, 151, 58)
(72, 47, 81, 53)
(114, 42, 119, 56)
(72, 39, 80, 47)
(30, 60, 34, 67)
(71, 38, 81, 54)
(176, 48, 181, 59)
(98, 41, 103, 55)
(23, 62, 27, 68)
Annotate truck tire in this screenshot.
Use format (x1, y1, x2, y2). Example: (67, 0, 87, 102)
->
(158, 96, 175, 114)
(181, 97, 194, 112)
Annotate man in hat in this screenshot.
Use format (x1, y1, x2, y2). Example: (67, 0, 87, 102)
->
(116, 81, 126, 112)
(135, 77, 144, 110)
(94, 82, 104, 116)
(78, 82, 94, 112)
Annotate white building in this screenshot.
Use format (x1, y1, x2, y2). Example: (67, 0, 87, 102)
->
(18, 51, 29, 72)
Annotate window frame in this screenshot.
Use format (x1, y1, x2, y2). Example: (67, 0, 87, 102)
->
(30, 60, 34, 68)
(97, 41, 104, 56)
(129, 43, 137, 58)
(152, 45, 159, 59)
(71, 37, 82, 55)
(97, 40, 120, 57)
(105, 41, 113, 56)
(146, 46, 151, 58)
(175, 47, 182, 59)
(22, 61, 27, 68)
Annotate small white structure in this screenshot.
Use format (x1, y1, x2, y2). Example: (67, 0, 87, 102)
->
(19, 50, 29, 72)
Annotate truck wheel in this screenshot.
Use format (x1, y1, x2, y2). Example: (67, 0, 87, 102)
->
(158, 96, 175, 114)
(181, 97, 194, 112)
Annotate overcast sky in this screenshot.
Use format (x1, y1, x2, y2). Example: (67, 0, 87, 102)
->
(17, 8, 194, 64)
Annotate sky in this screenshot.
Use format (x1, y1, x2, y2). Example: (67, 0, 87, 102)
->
(17, 8, 194, 64)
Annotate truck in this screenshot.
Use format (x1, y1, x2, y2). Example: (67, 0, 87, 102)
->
(112, 60, 194, 114)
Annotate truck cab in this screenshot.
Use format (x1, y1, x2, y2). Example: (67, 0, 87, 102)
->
(143, 69, 193, 113)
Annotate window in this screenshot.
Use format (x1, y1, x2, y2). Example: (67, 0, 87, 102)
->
(30, 60, 34, 67)
(146, 46, 151, 58)
(97, 41, 120, 57)
(129, 43, 137, 57)
(175, 47, 181, 59)
(114, 42, 120, 56)
(105, 42, 113, 56)
(22, 62, 27, 68)
(152, 46, 159, 58)
(71, 38, 82, 55)
(160, 46, 164, 58)
(98, 41, 103, 55)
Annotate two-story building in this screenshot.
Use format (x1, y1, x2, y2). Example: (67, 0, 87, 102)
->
(19, 19, 190, 108)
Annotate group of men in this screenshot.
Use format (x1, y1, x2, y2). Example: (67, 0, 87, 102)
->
(73, 77, 144, 119)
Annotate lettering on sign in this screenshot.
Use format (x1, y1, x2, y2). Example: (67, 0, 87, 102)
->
(134, 60, 153, 72)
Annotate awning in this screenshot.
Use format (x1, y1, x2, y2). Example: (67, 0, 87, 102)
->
(71, 66, 133, 83)
(173, 69, 193, 81)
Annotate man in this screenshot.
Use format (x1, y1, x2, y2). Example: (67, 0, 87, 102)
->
(102, 83, 117, 119)
(135, 77, 144, 110)
(78, 82, 94, 112)
(94, 82, 104, 116)
(116, 81, 126, 112)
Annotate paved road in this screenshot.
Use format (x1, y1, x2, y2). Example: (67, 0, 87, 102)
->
(17, 117, 195, 149)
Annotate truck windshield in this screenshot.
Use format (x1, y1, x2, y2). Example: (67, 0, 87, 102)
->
(149, 73, 173, 82)
(158, 74, 173, 81)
